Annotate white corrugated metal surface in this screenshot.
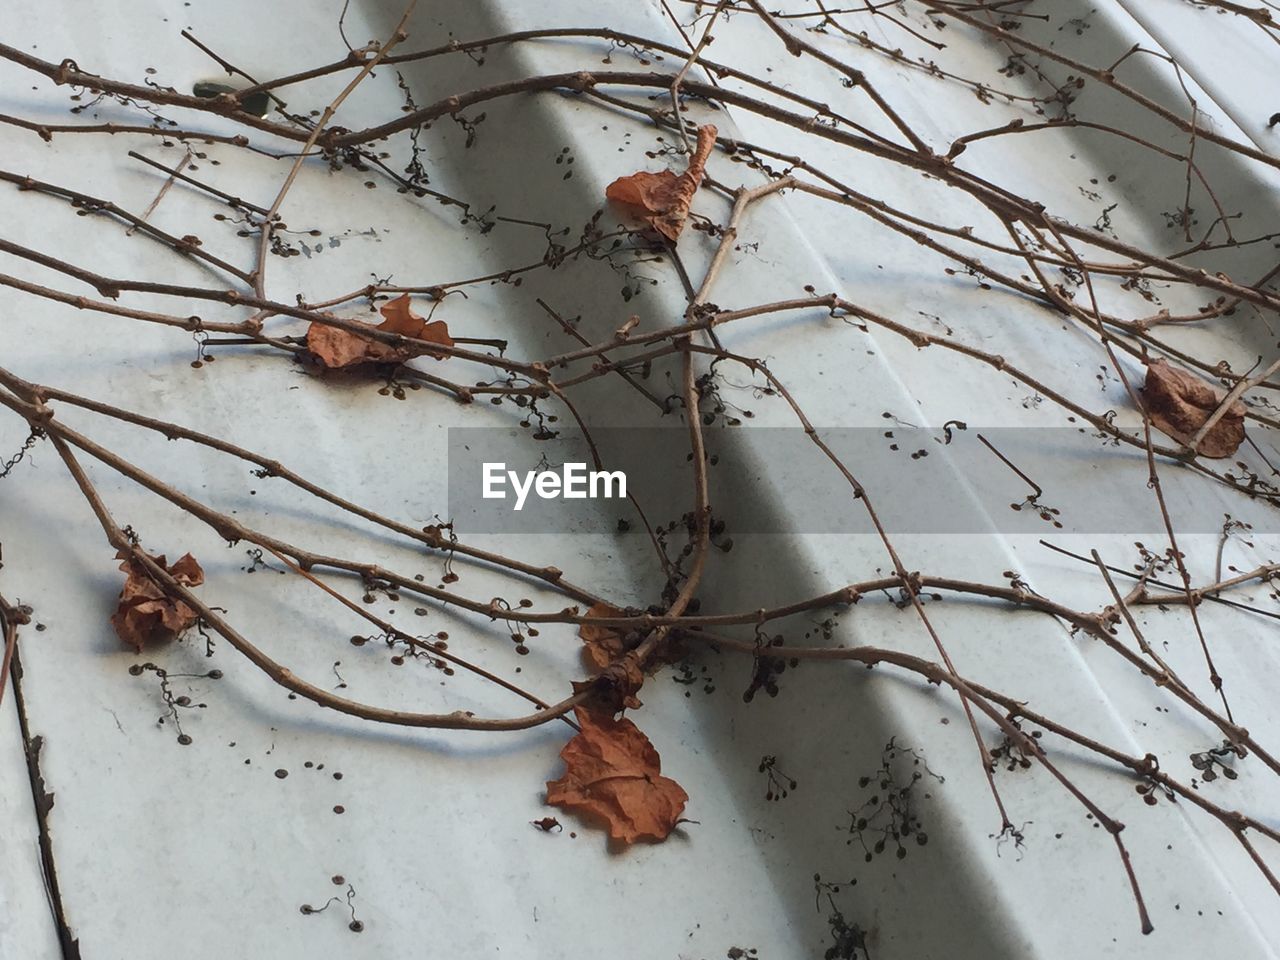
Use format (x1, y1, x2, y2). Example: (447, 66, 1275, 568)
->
(3, 1, 1280, 958)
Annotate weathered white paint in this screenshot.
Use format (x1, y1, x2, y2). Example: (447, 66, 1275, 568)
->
(2, 1, 1279, 958)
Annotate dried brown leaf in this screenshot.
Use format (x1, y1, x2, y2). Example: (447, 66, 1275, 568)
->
(1142, 358, 1245, 458)
(306, 294, 453, 370)
(578, 605, 684, 695)
(578, 601, 627, 671)
(111, 550, 204, 652)
(601, 653, 646, 711)
(605, 124, 718, 241)
(545, 707, 688, 845)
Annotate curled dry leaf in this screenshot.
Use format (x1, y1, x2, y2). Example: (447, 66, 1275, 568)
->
(306, 293, 453, 369)
(111, 550, 204, 652)
(574, 653, 646, 712)
(578, 601, 627, 671)
(545, 706, 689, 845)
(1142, 358, 1245, 458)
(599, 653, 646, 711)
(577, 602, 683, 677)
(605, 124, 718, 241)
